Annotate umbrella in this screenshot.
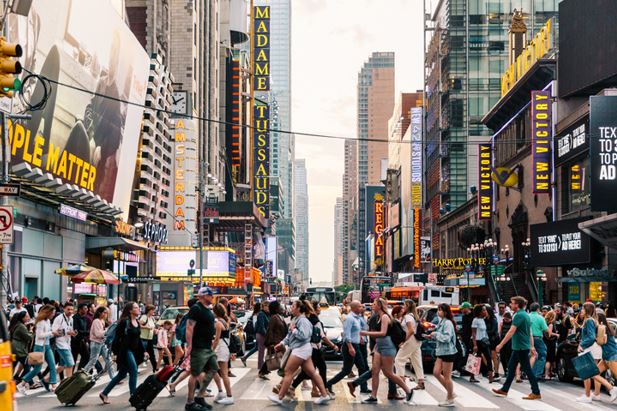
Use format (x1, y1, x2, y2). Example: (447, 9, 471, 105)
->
(229, 297, 245, 305)
(55, 264, 95, 276)
(69, 268, 121, 285)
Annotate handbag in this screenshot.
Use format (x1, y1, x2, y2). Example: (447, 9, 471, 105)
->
(26, 328, 44, 366)
(265, 351, 283, 371)
(572, 351, 600, 380)
(277, 347, 293, 377)
(464, 353, 482, 375)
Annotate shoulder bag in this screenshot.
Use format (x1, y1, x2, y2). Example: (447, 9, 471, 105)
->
(26, 324, 44, 366)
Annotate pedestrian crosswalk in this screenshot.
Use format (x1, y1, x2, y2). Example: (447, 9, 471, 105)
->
(15, 359, 617, 410)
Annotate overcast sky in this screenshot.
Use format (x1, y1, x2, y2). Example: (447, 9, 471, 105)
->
(291, 0, 425, 283)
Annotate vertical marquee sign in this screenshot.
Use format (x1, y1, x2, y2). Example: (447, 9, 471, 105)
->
(478, 144, 493, 220)
(253, 6, 270, 92)
(374, 193, 385, 266)
(254, 104, 270, 218)
(411, 107, 423, 269)
(531, 90, 552, 194)
(590, 96, 617, 212)
(413, 209, 422, 269)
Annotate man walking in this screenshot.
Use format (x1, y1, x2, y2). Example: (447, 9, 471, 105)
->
(52, 302, 77, 380)
(529, 302, 548, 379)
(185, 287, 218, 411)
(492, 296, 541, 400)
(72, 303, 91, 370)
(325, 301, 369, 396)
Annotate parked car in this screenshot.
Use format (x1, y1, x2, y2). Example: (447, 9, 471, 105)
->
(157, 306, 189, 326)
(556, 318, 617, 384)
(319, 313, 343, 360)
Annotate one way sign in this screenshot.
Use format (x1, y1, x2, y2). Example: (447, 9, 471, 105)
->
(0, 183, 20, 196)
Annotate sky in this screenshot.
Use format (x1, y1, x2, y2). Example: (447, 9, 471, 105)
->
(291, 0, 425, 284)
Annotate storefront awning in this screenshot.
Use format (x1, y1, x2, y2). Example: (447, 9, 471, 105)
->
(559, 276, 617, 283)
(86, 236, 151, 252)
(578, 214, 617, 249)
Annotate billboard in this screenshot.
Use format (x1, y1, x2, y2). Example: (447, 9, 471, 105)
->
(590, 96, 617, 212)
(410, 108, 422, 209)
(531, 90, 552, 194)
(478, 144, 493, 220)
(253, 6, 270, 91)
(7, 0, 149, 212)
(530, 218, 591, 267)
(555, 118, 588, 166)
(157, 250, 236, 277)
(559, 0, 617, 98)
(253, 104, 270, 218)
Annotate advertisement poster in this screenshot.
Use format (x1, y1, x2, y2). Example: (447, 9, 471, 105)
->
(529, 218, 591, 267)
(531, 90, 552, 194)
(590, 96, 617, 212)
(411, 107, 422, 209)
(478, 144, 493, 220)
(7, 0, 149, 213)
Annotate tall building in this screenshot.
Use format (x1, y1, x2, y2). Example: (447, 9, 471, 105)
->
(342, 139, 357, 284)
(356, 52, 395, 277)
(333, 197, 344, 285)
(294, 159, 309, 286)
(424, 0, 561, 259)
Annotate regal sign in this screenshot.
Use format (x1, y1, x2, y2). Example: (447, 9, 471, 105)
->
(478, 144, 493, 220)
(253, 6, 270, 91)
(531, 90, 552, 194)
(374, 193, 385, 263)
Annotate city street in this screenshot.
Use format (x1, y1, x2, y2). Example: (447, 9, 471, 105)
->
(15, 357, 616, 411)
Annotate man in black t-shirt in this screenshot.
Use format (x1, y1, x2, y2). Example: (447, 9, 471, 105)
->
(185, 287, 218, 411)
(553, 305, 573, 343)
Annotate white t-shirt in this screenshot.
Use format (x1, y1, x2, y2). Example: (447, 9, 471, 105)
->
(472, 317, 488, 341)
(52, 314, 73, 350)
(9, 307, 26, 319)
(401, 314, 417, 331)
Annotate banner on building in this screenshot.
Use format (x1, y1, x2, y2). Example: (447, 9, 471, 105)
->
(413, 208, 421, 269)
(374, 193, 385, 266)
(253, 6, 270, 91)
(172, 119, 198, 237)
(590, 96, 617, 212)
(411, 108, 423, 209)
(228, 58, 242, 168)
(530, 218, 591, 267)
(6, 1, 150, 213)
(253, 104, 270, 218)
(478, 144, 493, 220)
(531, 90, 552, 194)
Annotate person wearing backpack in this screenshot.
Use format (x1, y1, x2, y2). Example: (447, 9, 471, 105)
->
(83, 306, 115, 379)
(395, 299, 425, 390)
(240, 301, 268, 367)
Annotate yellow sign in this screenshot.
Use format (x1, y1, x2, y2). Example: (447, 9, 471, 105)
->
(174, 120, 186, 231)
(590, 281, 604, 302)
(501, 18, 554, 96)
(374, 195, 384, 260)
(433, 257, 486, 270)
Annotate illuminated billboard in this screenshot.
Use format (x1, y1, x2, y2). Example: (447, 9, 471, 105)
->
(157, 250, 237, 277)
(7, 0, 149, 212)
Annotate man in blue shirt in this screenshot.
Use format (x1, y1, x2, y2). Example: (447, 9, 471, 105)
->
(325, 301, 369, 395)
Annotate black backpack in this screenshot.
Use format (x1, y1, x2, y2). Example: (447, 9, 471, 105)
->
(389, 320, 406, 347)
(310, 323, 322, 344)
(415, 320, 426, 341)
(244, 317, 255, 336)
(227, 332, 243, 355)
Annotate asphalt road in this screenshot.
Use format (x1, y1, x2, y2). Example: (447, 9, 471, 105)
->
(15, 357, 616, 411)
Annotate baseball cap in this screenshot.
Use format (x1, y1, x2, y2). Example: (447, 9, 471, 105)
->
(197, 287, 214, 297)
(460, 302, 472, 309)
(22, 297, 28, 304)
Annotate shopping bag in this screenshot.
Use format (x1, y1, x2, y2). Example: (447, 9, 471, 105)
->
(464, 354, 482, 375)
(572, 351, 600, 380)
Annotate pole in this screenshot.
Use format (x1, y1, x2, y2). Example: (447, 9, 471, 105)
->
(0, 111, 8, 305)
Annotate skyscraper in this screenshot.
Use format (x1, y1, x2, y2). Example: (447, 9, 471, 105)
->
(294, 159, 309, 286)
(333, 197, 344, 285)
(342, 139, 357, 285)
(356, 52, 395, 278)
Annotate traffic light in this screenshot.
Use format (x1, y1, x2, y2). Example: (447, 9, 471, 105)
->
(0, 37, 22, 97)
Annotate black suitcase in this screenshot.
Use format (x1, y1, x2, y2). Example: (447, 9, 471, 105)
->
(55, 370, 97, 406)
(129, 367, 180, 410)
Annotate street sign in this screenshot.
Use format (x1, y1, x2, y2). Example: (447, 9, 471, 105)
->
(0, 183, 20, 196)
(0, 206, 13, 244)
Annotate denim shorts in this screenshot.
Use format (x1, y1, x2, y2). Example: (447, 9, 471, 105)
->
(375, 336, 397, 357)
(57, 348, 75, 367)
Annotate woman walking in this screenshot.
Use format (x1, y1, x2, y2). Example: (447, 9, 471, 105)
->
(268, 300, 331, 405)
(359, 298, 413, 404)
(17, 305, 60, 393)
(485, 305, 500, 380)
(171, 313, 185, 366)
(212, 303, 235, 405)
(240, 302, 266, 366)
(576, 303, 617, 403)
(428, 303, 458, 407)
(290, 300, 339, 398)
(10, 311, 32, 382)
(258, 301, 286, 379)
(83, 306, 115, 379)
(99, 302, 145, 404)
(395, 299, 425, 390)
(498, 312, 513, 376)
(139, 304, 158, 372)
(471, 304, 494, 383)
(543, 310, 559, 380)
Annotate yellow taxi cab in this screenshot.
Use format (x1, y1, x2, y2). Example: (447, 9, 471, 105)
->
(0, 310, 15, 411)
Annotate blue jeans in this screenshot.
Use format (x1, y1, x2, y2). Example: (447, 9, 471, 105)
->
(22, 344, 57, 385)
(532, 337, 547, 378)
(501, 349, 540, 395)
(327, 343, 369, 391)
(84, 342, 115, 379)
(102, 350, 138, 396)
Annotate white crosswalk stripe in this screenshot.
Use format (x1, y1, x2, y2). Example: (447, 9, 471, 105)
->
(426, 375, 500, 408)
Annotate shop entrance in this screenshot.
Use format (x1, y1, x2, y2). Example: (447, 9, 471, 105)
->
(24, 277, 38, 300)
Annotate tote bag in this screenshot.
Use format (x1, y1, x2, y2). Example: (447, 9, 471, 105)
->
(464, 354, 482, 375)
(572, 351, 600, 380)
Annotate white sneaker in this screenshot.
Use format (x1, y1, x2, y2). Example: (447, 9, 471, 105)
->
(314, 395, 332, 405)
(575, 395, 592, 403)
(592, 393, 602, 402)
(218, 396, 235, 405)
(438, 399, 455, 407)
(214, 392, 226, 403)
(451, 370, 461, 378)
(611, 387, 617, 402)
(268, 394, 283, 405)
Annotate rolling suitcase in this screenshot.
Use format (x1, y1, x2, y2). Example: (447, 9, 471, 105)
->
(129, 366, 180, 410)
(55, 370, 97, 406)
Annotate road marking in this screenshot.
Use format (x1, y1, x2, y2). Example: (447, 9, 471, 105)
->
(426, 375, 499, 408)
(475, 379, 562, 411)
(537, 382, 617, 411)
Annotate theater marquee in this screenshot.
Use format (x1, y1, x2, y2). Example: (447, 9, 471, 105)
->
(478, 144, 493, 220)
(531, 90, 552, 194)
